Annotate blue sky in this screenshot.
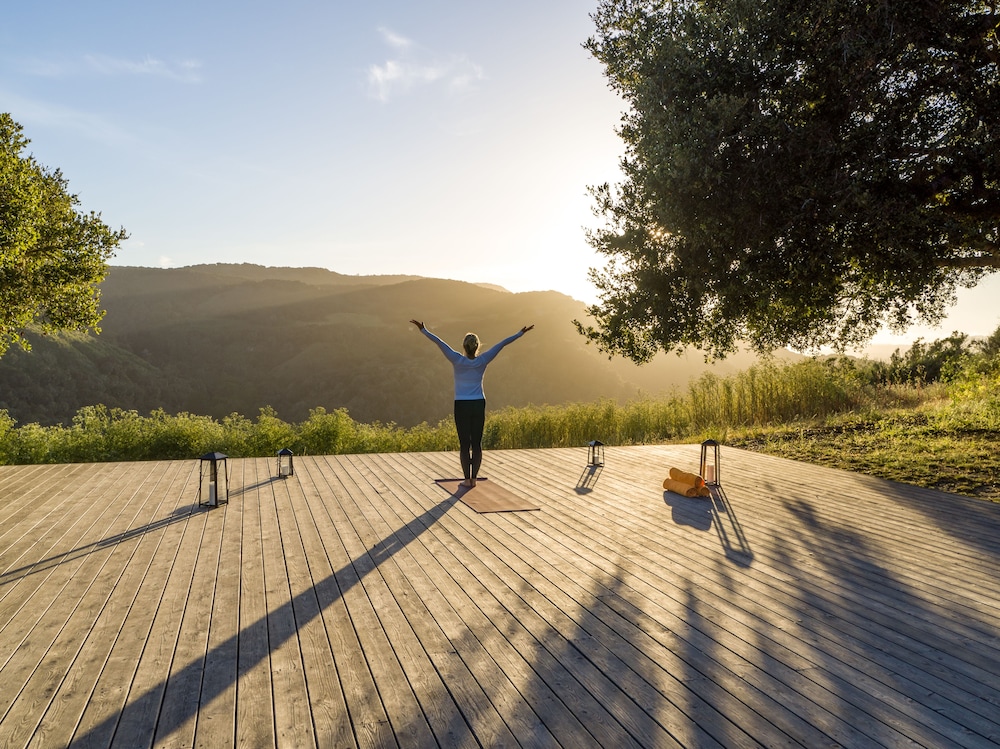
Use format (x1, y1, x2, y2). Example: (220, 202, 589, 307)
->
(3, 0, 998, 343)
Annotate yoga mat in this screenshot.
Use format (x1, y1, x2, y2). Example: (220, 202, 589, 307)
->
(663, 472, 711, 498)
(668, 467, 706, 489)
(434, 478, 540, 513)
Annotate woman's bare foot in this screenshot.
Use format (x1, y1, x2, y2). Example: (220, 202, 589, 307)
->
(461, 478, 477, 488)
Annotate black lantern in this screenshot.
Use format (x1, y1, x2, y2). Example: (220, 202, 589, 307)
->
(277, 448, 294, 479)
(700, 439, 720, 486)
(199, 451, 229, 507)
(588, 440, 605, 467)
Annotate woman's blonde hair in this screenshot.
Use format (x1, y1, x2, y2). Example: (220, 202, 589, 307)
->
(463, 333, 480, 357)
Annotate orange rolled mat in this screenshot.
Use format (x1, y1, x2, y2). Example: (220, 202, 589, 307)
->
(668, 467, 705, 489)
(663, 478, 699, 497)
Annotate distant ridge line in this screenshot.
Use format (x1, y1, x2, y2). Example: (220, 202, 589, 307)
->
(108, 263, 512, 293)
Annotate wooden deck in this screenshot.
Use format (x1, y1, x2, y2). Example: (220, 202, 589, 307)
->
(1, 445, 999, 748)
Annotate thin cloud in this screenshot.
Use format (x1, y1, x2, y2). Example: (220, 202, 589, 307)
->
(19, 54, 202, 83)
(84, 54, 203, 83)
(379, 27, 414, 52)
(367, 27, 483, 102)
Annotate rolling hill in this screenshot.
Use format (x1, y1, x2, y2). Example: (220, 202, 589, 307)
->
(0, 264, 793, 426)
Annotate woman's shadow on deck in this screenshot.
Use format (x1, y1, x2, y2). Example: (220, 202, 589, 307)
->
(67, 486, 462, 749)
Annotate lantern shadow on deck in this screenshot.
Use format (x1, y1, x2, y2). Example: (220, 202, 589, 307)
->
(578, 440, 605, 494)
(198, 452, 229, 508)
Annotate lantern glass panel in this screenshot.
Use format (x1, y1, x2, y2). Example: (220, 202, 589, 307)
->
(699, 440, 720, 486)
(588, 440, 604, 467)
(277, 448, 294, 478)
(199, 452, 229, 507)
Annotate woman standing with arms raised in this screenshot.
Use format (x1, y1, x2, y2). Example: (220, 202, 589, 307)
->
(410, 319, 533, 487)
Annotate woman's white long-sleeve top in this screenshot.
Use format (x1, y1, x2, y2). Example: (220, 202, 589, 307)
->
(421, 328, 524, 400)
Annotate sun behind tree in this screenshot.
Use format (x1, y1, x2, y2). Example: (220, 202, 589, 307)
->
(580, 0, 1000, 360)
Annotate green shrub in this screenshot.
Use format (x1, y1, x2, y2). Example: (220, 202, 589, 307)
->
(866, 333, 972, 385)
(2, 337, 995, 465)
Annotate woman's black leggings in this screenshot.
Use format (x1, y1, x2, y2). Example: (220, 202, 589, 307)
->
(453, 399, 486, 480)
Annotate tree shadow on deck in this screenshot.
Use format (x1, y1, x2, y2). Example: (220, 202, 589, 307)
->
(469, 451, 1000, 747)
(754, 483, 1000, 745)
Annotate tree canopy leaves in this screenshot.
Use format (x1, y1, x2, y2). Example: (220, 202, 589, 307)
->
(0, 113, 127, 355)
(580, 0, 1000, 359)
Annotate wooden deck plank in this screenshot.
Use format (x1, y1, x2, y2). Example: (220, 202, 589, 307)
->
(0, 464, 85, 558)
(361, 452, 570, 747)
(291, 459, 396, 749)
(257, 458, 318, 749)
(319, 455, 455, 747)
(406, 452, 707, 747)
(373, 448, 555, 747)
(70, 461, 197, 748)
(492, 448, 928, 745)
(0, 463, 170, 730)
(374, 452, 612, 749)
(273, 459, 356, 749)
(233, 457, 278, 749)
(616, 449, 1000, 734)
(428, 449, 822, 748)
(153, 488, 229, 748)
(1, 445, 999, 748)
(338, 454, 487, 748)
(23, 461, 186, 749)
(0, 463, 137, 637)
(346, 452, 525, 749)
(572, 448, 1000, 741)
(103, 472, 211, 749)
(311, 454, 436, 746)
(192, 458, 244, 749)
(414, 451, 675, 748)
(607, 447, 1000, 703)
(435, 468, 792, 747)
(512, 448, 996, 744)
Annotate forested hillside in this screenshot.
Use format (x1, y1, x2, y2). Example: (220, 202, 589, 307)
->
(0, 264, 786, 426)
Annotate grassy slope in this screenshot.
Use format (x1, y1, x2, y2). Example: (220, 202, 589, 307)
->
(724, 400, 1000, 501)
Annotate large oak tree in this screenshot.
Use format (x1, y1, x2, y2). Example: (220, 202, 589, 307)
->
(579, 0, 1000, 359)
(0, 113, 127, 355)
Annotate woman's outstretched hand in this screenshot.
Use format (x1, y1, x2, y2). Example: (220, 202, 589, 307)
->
(521, 324, 534, 334)
(410, 319, 425, 331)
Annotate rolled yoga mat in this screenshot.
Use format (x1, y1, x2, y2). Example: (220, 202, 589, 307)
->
(663, 468, 711, 497)
(663, 478, 702, 497)
(668, 467, 705, 489)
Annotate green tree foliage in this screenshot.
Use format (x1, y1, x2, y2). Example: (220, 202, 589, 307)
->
(580, 0, 1000, 359)
(0, 113, 127, 355)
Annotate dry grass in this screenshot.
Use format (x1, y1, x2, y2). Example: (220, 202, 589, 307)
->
(726, 404, 1000, 501)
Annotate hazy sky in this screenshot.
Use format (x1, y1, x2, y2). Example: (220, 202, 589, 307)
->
(3, 0, 999, 343)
